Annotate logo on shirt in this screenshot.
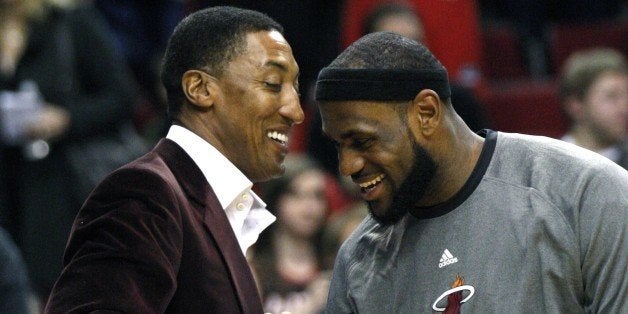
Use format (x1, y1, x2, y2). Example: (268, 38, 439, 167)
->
(438, 249, 458, 268)
(432, 275, 475, 313)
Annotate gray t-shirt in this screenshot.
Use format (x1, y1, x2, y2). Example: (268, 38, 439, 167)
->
(326, 131, 628, 313)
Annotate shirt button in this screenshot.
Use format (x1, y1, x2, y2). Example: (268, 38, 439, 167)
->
(236, 203, 245, 210)
(242, 194, 249, 201)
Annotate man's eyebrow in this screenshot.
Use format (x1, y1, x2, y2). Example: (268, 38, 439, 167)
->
(341, 119, 382, 138)
(339, 130, 363, 141)
(264, 60, 288, 72)
(264, 60, 300, 75)
(322, 129, 362, 142)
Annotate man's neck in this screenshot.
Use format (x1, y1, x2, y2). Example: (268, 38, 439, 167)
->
(567, 127, 616, 152)
(420, 127, 484, 207)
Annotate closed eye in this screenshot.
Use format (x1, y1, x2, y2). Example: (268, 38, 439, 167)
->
(351, 138, 373, 150)
(264, 82, 282, 92)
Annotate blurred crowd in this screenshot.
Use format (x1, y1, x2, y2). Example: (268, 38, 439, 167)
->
(0, 0, 626, 313)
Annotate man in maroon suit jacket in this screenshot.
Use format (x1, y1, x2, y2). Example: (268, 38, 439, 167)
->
(45, 6, 304, 313)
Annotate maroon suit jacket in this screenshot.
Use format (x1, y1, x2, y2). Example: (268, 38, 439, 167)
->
(45, 139, 264, 313)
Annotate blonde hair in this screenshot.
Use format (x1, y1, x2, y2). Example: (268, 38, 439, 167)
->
(559, 48, 627, 101)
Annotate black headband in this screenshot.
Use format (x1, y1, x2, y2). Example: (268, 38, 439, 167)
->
(315, 68, 451, 101)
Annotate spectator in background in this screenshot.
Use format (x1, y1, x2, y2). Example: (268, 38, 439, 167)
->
(362, 3, 492, 133)
(559, 48, 628, 169)
(362, 2, 426, 47)
(477, 0, 626, 77)
(251, 155, 332, 314)
(308, 2, 491, 176)
(0, 227, 32, 314)
(94, 0, 186, 142)
(0, 0, 139, 302)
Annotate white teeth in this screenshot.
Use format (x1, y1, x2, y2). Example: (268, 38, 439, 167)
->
(267, 131, 288, 144)
(359, 174, 386, 189)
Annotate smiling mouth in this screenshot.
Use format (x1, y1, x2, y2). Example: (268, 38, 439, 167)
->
(358, 174, 386, 193)
(267, 131, 288, 146)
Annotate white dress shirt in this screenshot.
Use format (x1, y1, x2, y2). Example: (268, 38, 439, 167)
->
(561, 134, 621, 162)
(166, 125, 275, 255)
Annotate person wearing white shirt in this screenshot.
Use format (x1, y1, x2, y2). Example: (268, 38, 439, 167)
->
(559, 48, 628, 169)
(166, 125, 275, 255)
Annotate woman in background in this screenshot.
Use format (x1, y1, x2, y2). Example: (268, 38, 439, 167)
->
(0, 0, 139, 303)
(250, 155, 332, 314)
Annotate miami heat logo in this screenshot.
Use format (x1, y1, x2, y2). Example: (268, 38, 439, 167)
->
(431, 275, 475, 313)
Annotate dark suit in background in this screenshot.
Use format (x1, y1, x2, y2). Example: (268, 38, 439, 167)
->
(0, 3, 138, 299)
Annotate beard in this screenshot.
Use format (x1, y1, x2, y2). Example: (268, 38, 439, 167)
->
(369, 141, 437, 225)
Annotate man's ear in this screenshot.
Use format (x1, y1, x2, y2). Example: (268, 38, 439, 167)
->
(408, 89, 442, 137)
(181, 70, 218, 109)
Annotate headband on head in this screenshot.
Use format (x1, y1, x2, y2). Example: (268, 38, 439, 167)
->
(315, 68, 451, 101)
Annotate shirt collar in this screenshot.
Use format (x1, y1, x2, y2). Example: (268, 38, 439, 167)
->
(561, 134, 621, 162)
(166, 125, 265, 209)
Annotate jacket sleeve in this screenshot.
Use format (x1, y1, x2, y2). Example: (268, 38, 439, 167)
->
(44, 167, 183, 313)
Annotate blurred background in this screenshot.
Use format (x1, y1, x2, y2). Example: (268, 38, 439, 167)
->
(0, 0, 626, 313)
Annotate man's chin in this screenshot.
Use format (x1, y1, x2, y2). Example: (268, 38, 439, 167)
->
(253, 162, 285, 182)
(367, 202, 405, 226)
(363, 138, 436, 226)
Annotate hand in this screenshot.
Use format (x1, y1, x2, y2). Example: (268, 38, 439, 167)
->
(25, 104, 70, 141)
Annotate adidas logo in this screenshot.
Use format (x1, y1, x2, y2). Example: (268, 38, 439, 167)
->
(438, 249, 458, 268)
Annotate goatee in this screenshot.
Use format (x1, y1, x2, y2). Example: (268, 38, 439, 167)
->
(369, 142, 436, 225)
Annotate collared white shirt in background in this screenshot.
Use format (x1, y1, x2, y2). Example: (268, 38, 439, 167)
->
(561, 134, 621, 162)
(166, 125, 275, 255)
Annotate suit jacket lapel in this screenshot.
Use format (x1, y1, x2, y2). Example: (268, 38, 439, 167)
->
(155, 139, 263, 313)
(203, 194, 264, 314)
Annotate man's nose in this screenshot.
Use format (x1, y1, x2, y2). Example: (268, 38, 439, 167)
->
(338, 148, 364, 177)
(279, 88, 304, 125)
